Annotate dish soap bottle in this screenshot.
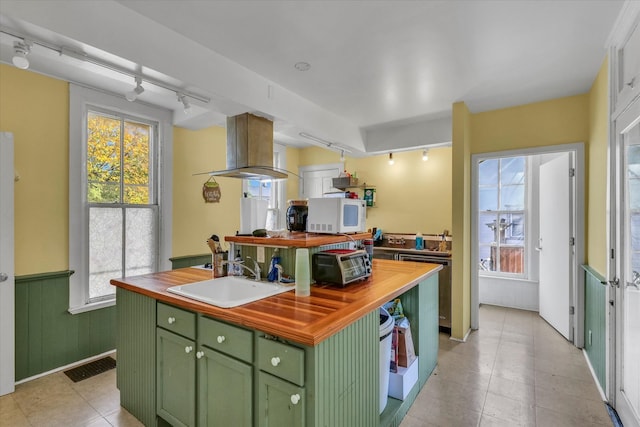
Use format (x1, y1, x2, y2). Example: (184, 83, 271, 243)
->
(267, 248, 281, 282)
(415, 232, 424, 250)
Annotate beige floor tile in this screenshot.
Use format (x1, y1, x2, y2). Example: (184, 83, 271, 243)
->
(488, 375, 536, 402)
(399, 413, 438, 427)
(419, 373, 487, 413)
(535, 386, 610, 426)
(535, 405, 608, 427)
(535, 370, 603, 402)
(0, 394, 29, 427)
(483, 391, 536, 426)
(104, 407, 145, 427)
(406, 393, 482, 427)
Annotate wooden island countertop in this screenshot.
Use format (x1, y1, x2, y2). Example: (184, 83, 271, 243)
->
(224, 231, 372, 247)
(110, 259, 441, 346)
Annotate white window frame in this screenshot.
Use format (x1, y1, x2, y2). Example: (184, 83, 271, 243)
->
(241, 143, 287, 229)
(477, 156, 529, 279)
(68, 84, 172, 314)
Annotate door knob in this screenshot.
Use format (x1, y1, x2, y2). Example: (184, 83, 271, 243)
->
(0, 272, 7, 282)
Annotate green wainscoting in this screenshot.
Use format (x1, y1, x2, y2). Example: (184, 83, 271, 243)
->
(583, 265, 607, 392)
(15, 271, 116, 381)
(169, 254, 213, 269)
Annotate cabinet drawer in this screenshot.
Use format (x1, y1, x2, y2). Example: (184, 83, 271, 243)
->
(157, 302, 196, 340)
(258, 337, 305, 386)
(199, 316, 253, 363)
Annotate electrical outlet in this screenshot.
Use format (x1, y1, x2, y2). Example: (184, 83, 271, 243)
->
(257, 246, 265, 263)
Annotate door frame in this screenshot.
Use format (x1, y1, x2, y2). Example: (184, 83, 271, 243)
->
(0, 132, 15, 396)
(609, 94, 640, 421)
(470, 142, 585, 347)
(297, 162, 344, 199)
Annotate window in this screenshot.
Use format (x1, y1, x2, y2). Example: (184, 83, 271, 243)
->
(86, 110, 157, 300)
(69, 85, 172, 313)
(478, 156, 526, 276)
(242, 145, 286, 229)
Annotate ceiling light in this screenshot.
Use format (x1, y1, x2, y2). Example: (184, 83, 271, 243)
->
(125, 76, 144, 102)
(12, 40, 31, 69)
(340, 150, 345, 162)
(177, 93, 191, 113)
(294, 62, 311, 71)
(422, 149, 429, 161)
(388, 152, 394, 165)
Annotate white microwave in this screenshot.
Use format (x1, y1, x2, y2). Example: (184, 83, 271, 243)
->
(307, 198, 366, 234)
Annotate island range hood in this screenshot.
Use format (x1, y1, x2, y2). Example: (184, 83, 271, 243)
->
(205, 113, 287, 180)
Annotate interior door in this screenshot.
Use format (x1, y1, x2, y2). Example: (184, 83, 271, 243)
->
(0, 132, 15, 396)
(614, 97, 640, 427)
(538, 152, 572, 340)
(299, 163, 342, 199)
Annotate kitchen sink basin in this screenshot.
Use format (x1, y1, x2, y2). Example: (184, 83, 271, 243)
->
(167, 276, 293, 308)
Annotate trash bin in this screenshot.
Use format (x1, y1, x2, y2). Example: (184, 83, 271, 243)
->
(379, 306, 394, 413)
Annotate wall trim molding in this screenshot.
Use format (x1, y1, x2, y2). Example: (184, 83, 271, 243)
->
(15, 270, 74, 283)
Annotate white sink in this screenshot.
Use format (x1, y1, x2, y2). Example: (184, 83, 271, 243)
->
(167, 276, 293, 308)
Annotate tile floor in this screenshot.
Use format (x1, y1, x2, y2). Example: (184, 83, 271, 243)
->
(401, 305, 612, 427)
(0, 305, 611, 426)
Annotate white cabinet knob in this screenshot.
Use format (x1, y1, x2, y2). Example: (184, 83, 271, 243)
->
(185, 346, 193, 354)
(167, 317, 176, 324)
(271, 356, 281, 367)
(217, 335, 226, 344)
(196, 351, 204, 359)
(290, 394, 300, 405)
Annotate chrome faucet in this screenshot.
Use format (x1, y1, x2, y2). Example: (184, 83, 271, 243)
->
(222, 259, 260, 281)
(245, 256, 262, 281)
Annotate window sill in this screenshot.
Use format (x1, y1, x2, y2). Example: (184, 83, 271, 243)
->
(68, 298, 115, 315)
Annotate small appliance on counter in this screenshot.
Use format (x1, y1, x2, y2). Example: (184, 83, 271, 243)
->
(286, 199, 308, 232)
(307, 197, 366, 234)
(312, 249, 372, 286)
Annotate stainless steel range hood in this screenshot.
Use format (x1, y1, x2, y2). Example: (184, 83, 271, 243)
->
(206, 113, 287, 180)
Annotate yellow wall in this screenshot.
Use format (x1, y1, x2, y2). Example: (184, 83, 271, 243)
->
(172, 126, 242, 256)
(0, 65, 69, 275)
(451, 102, 472, 340)
(295, 146, 453, 234)
(587, 58, 609, 275)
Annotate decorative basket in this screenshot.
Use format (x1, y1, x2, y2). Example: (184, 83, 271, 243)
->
(202, 177, 221, 203)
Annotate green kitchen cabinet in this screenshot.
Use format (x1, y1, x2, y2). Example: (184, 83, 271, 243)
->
(199, 348, 252, 427)
(258, 371, 305, 427)
(157, 328, 197, 427)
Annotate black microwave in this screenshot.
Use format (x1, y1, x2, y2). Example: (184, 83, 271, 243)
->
(312, 249, 372, 287)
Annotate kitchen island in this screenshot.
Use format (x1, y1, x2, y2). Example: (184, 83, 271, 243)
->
(111, 259, 441, 427)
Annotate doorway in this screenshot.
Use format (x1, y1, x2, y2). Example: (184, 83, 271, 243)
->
(471, 143, 585, 347)
(298, 162, 343, 199)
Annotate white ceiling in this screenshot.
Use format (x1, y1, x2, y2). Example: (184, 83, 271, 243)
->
(0, 0, 625, 154)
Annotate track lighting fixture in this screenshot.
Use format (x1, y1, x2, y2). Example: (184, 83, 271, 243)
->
(12, 40, 31, 69)
(340, 150, 345, 162)
(388, 152, 394, 165)
(125, 76, 144, 102)
(422, 149, 429, 161)
(177, 93, 191, 113)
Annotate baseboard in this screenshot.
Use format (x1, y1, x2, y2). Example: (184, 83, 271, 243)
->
(14, 349, 116, 385)
(449, 328, 471, 343)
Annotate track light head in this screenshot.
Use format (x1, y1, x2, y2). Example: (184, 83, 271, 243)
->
(177, 93, 191, 113)
(340, 150, 345, 162)
(388, 152, 394, 165)
(12, 40, 31, 69)
(422, 149, 429, 161)
(125, 76, 144, 102)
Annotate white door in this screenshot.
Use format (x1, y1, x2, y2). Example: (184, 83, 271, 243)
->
(538, 152, 573, 340)
(614, 98, 640, 427)
(299, 163, 343, 199)
(0, 132, 15, 396)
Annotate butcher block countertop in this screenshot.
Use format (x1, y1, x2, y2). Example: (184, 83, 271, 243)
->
(110, 259, 441, 346)
(225, 231, 372, 247)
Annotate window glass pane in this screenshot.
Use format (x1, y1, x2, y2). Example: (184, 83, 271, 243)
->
(89, 207, 122, 300)
(479, 188, 498, 211)
(500, 157, 525, 186)
(478, 245, 495, 271)
(87, 112, 121, 203)
(125, 208, 156, 277)
(123, 120, 151, 204)
(479, 159, 498, 185)
(500, 213, 525, 245)
(500, 185, 525, 210)
(479, 213, 498, 244)
(627, 145, 640, 210)
(498, 246, 524, 274)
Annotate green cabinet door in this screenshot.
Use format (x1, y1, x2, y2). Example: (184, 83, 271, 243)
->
(198, 348, 252, 427)
(258, 372, 305, 427)
(157, 328, 196, 427)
